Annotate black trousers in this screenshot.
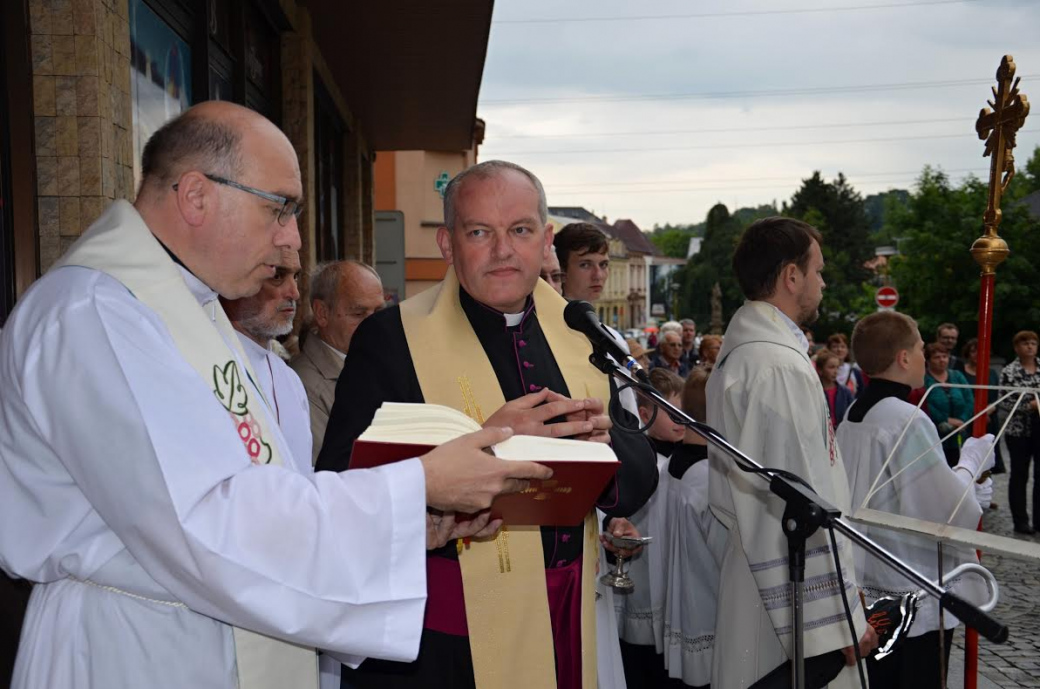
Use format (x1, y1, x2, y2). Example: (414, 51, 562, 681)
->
(619, 640, 698, 689)
(1007, 433, 1040, 527)
(866, 628, 954, 689)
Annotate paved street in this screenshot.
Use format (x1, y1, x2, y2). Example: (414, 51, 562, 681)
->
(947, 468, 1040, 688)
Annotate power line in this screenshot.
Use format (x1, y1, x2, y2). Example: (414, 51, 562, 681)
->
(492, 117, 970, 139)
(493, 0, 980, 25)
(547, 173, 983, 196)
(480, 75, 1039, 106)
(489, 129, 1040, 156)
(545, 167, 987, 190)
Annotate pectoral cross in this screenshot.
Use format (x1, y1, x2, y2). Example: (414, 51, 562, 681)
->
(974, 55, 1030, 241)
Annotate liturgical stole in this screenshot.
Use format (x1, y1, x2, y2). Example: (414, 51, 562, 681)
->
(55, 200, 319, 689)
(399, 267, 607, 689)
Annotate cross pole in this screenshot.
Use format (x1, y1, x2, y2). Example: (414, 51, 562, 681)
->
(964, 54, 1029, 689)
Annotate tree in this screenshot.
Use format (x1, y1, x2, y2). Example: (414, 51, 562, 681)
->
(650, 228, 695, 259)
(784, 172, 877, 339)
(675, 203, 769, 326)
(886, 150, 1040, 360)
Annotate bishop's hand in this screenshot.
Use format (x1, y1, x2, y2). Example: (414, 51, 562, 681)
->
(483, 388, 595, 438)
(426, 510, 502, 549)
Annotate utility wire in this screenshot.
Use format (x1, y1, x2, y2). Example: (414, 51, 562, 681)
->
(489, 129, 1040, 156)
(481, 75, 1039, 106)
(493, 0, 983, 25)
(545, 167, 986, 190)
(493, 117, 971, 139)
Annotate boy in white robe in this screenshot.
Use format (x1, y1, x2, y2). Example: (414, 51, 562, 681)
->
(837, 311, 994, 689)
(615, 368, 686, 688)
(663, 369, 725, 688)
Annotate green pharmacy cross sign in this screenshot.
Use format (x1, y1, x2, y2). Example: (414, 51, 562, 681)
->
(435, 171, 451, 198)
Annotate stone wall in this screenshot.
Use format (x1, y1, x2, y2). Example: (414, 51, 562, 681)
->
(30, 0, 135, 270)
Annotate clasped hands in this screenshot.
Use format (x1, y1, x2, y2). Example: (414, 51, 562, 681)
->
(420, 388, 612, 549)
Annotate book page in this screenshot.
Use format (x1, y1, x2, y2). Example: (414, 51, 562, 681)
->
(358, 402, 482, 445)
(493, 435, 618, 463)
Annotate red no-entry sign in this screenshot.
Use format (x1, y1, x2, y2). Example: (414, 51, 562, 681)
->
(876, 286, 899, 309)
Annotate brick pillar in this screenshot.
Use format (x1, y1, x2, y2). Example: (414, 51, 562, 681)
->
(342, 128, 363, 261)
(30, 0, 134, 271)
(281, 8, 315, 337)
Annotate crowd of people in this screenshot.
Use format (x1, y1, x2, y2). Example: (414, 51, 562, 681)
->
(0, 102, 1033, 689)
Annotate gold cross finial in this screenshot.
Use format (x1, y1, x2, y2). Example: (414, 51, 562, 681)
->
(972, 55, 1030, 275)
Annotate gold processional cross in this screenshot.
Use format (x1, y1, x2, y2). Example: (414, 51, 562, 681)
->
(972, 55, 1030, 274)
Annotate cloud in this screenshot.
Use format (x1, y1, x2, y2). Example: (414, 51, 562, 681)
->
(478, 0, 1040, 226)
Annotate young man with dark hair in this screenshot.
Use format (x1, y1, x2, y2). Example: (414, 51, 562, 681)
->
(554, 222, 610, 303)
(838, 311, 993, 689)
(706, 216, 876, 688)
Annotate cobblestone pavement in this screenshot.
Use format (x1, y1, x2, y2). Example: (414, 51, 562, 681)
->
(947, 468, 1040, 688)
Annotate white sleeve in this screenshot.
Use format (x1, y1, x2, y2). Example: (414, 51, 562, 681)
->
(20, 283, 428, 662)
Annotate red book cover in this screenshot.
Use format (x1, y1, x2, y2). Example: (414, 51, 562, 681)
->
(350, 438, 620, 527)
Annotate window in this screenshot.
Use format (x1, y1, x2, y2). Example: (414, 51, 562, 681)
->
(314, 74, 345, 262)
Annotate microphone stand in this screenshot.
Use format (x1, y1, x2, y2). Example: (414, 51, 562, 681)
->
(587, 349, 1008, 689)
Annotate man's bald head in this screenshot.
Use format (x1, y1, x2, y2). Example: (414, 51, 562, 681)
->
(310, 261, 385, 354)
(135, 101, 303, 300)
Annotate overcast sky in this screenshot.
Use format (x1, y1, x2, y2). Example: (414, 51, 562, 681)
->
(475, 0, 1040, 229)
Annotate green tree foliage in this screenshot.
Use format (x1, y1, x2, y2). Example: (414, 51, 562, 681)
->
(650, 228, 695, 259)
(887, 148, 1040, 360)
(784, 172, 877, 339)
(674, 203, 769, 325)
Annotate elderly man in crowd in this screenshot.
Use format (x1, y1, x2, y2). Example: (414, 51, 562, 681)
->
(0, 102, 550, 689)
(221, 248, 311, 469)
(651, 330, 690, 377)
(290, 260, 385, 463)
(679, 318, 700, 369)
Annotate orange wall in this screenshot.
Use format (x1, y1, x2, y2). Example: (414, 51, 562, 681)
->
(374, 150, 396, 211)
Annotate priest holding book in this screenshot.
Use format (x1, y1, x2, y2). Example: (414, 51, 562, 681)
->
(317, 160, 659, 689)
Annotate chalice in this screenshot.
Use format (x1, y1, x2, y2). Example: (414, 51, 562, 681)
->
(600, 534, 653, 590)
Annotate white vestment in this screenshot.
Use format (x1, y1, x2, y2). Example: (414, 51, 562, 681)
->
(663, 453, 726, 687)
(837, 397, 985, 635)
(235, 333, 313, 475)
(0, 203, 429, 689)
(614, 453, 672, 651)
(234, 333, 343, 689)
(707, 302, 867, 689)
(596, 510, 628, 689)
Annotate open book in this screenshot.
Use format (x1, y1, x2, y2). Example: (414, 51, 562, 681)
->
(351, 402, 620, 526)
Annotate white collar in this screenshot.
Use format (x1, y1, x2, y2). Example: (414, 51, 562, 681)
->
(767, 302, 810, 353)
(504, 311, 524, 327)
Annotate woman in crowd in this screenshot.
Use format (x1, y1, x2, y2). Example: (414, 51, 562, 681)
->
(826, 332, 866, 398)
(697, 335, 722, 372)
(923, 342, 974, 466)
(961, 337, 1006, 475)
(816, 348, 855, 429)
(1000, 330, 1040, 534)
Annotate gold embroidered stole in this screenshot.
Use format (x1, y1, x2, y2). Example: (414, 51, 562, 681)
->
(399, 267, 606, 689)
(55, 201, 318, 689)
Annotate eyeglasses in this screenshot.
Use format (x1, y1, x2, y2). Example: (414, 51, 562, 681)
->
(173, 174, 303, 226)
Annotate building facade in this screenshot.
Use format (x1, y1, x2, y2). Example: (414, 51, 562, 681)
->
(373, 119, 484, 299)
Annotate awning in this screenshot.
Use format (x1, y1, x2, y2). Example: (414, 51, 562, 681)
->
(303, 0, 494, 151)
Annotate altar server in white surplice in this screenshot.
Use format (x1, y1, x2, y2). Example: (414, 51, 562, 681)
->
(837, 311, 993, 689)
(663, 369, 725, 689)
(0, 102, 551, 689)
(706, 217, 878, 688)
(614, 368, 685, 687)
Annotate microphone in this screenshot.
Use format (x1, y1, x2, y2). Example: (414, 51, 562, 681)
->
(563, 300, 650, 383)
